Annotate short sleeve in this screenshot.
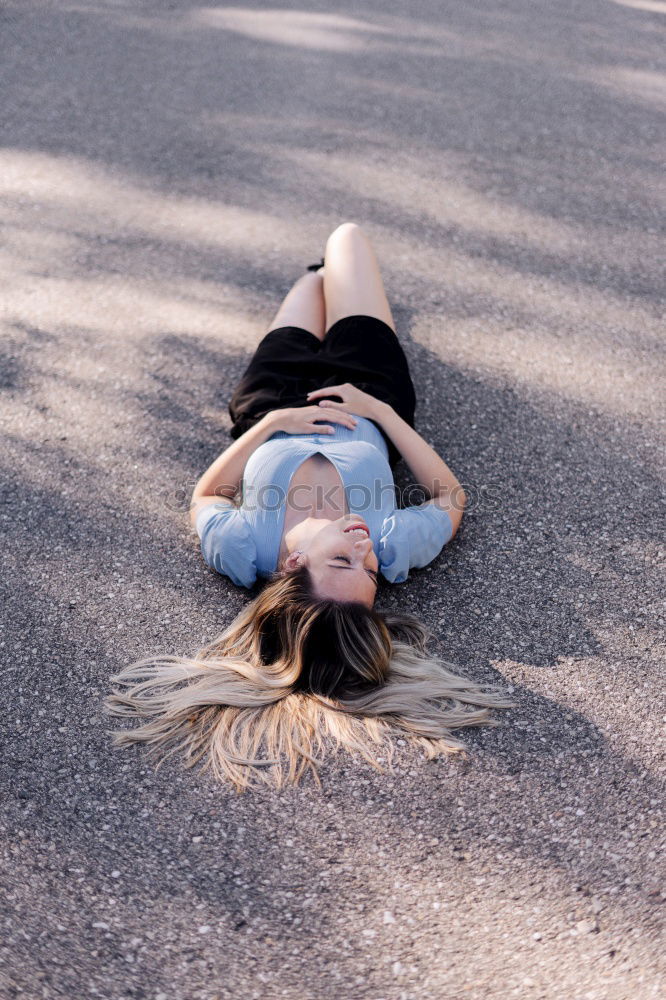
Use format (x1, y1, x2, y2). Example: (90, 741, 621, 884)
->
(378, 503, 455, 584)
(195, 502, 258, 589)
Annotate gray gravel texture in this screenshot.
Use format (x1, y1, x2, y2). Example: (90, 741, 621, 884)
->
(1, 1, 664, 999)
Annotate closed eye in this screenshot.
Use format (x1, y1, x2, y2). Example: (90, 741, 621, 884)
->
(332, 554, 378, 583)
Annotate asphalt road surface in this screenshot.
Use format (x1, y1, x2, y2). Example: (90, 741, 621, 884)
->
(1, 2, 664, 999)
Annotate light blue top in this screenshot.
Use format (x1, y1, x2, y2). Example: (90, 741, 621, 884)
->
(195, 413, 454, 589)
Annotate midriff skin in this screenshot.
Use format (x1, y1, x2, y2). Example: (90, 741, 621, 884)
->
(277, 453, 349, 567)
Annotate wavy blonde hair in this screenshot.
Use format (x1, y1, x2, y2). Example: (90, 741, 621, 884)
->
(105, 564, 515, 792)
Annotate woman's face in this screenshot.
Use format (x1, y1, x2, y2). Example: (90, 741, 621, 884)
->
(284, 514, 379, 607)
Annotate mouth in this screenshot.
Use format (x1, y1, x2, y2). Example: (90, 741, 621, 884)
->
(344, 522, 370, 537)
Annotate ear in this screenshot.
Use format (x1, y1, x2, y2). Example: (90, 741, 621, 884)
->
(282, 550, 305, 573)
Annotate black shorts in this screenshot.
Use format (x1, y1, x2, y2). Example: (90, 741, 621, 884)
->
(228, 314, 417, 469)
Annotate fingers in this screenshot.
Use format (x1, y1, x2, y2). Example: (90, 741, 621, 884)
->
(306, 386, 342, 400)
(312, 406, 357, 429)
(316, 401, 356, 425)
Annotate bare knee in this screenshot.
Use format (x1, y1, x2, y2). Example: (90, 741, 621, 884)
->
(327, 221, 365, 241)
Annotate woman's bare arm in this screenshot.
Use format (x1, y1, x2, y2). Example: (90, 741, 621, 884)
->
(306, 382, 467, 536)
(189, 413, 278, 527)
(370, 400, 467, 534)
(189, 403, 357, 528)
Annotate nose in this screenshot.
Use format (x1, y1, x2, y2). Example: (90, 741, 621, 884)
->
(351, 535, 374, 558)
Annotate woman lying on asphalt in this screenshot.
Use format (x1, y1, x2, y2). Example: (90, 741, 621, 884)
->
(106, 222, 514, 791)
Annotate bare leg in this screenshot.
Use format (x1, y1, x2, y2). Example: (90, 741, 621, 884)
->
(322, 222, 396, 333)
(266, 271, 326, 342)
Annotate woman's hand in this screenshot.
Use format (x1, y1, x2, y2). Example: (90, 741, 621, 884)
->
(305, 382, 383, 421)
(267, 404, 359, 435)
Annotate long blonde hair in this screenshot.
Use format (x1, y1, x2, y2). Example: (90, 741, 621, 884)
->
(105, 564, 515, 792)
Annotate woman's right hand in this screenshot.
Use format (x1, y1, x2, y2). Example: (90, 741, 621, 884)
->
(305, 382, 384, 421)
(266, 404, 359, 436)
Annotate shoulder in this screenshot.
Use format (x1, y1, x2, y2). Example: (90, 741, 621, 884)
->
(378, 499, 457, 584)
(193, 500, 258, 589)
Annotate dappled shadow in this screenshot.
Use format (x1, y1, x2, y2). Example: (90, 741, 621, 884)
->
(2, 0, 664, 997)
(3, 1, 662, 217)
(1, 0, 664, 328)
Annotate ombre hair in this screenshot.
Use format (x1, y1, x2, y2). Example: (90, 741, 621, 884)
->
(105, 564, 515, 792)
